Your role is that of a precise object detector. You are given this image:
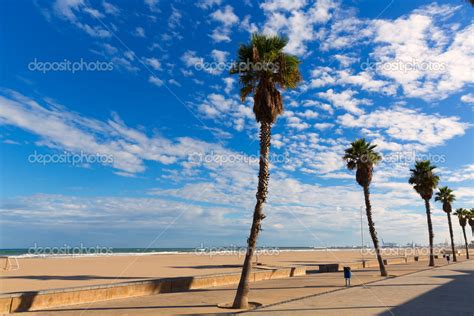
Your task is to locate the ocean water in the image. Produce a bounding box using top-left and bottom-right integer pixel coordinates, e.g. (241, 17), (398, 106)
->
(0, 246), (334, 258)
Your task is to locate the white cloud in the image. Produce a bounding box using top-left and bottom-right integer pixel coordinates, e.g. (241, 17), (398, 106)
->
(310, 3), (473, 101)
(336, 70), (397, 95)
(310, 66), (336, 87)
(338, 106), (469, 147)
(318, 89), (371, 115)
(240, 15), (258, 34)
(196, 0), (222, 10)
(148, 75), (164, 86)
(460, 93), (474, 104)
(443, 164), (474, 183)
(319, 16), (373, 51)
(144, 57), (162, 71)
(210, 5), (238, 26)
(333, 54), (358, 67)
(181, 51), (203, 68)
(0, 90), (231, 175)
(314, 123), (334, 130)
(168, 79), (181, 87)
(144, 0), (159, 12)
(209, 29), (231, 42)
(302, 99), (334, 115)
(298, 109), (318, 119)
(311, 150), (345, 173)
(90, 44), (140, 73)
(370, 6), (474, 100)
(133, 26), (146, 37)
(285, 116), (310, 130)
(52, 0), (111, 38)
(261, 0), (339, 56)
(211, 49), (228, 63)
(82, 7), (104, 18)
(168, 7), (182, 29)
(102, 1), (119, 15)
(110, 56), (140, 73)
(310, 67), (397, 95)
(198, 93), (236, 118)
(260, 0), (307, 11)
(197, 94), (253, 131)
(209, 5), (239, 43)
(223, 77), (235, 94)
(0, 193), (232, 230)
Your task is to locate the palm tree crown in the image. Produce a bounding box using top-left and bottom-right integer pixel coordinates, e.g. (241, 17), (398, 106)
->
(435, 186), (456, 213)
(343, 138), (382, 187)
(408, 160), (439, 200)
(454, 208), (469, 227)
(469, 209), (474, 227)
(230, 33), (301, 123)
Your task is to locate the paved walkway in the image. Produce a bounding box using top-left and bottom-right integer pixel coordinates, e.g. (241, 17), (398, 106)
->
(244, 260), (474, 316)
(19, 259), (472, 315)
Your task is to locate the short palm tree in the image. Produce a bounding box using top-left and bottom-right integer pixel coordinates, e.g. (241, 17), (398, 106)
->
(435, 186), (457, 261)
(343, 139), (387, 276)
(453, 208), (470, 259)
(408, 160), (439, 266)
(229, 33), (301, 309)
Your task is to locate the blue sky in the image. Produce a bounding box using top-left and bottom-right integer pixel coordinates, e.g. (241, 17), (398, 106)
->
(0, 0), (473, 248)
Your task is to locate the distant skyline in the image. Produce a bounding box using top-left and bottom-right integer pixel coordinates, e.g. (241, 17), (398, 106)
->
(0, 0), (473, 248)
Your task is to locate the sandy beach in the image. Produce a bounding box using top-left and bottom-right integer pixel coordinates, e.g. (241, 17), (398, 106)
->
(0, 249), (421, 293)
(3, 258), (471, 315)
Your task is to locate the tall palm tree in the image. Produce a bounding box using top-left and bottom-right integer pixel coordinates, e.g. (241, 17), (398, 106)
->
(408, 160), (439, 266)
(435, 186), (457, 262)
(453, 208), (470, 259)
(229, 33), (301, 309)
(469, 209), (474, 248)
(343, 139), (387, 276)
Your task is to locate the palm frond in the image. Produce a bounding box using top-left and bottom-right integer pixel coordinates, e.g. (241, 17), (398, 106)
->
(230, 33), (302, 122)
(408, 160), (439, 200)
(343, 138), (381, 186)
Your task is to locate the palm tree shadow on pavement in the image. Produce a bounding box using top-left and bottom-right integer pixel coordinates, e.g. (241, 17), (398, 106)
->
(379, 269), (474, 316)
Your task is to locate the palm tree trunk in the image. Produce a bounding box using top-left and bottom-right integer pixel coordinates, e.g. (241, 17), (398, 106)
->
(447, 213), (457, 262)
(470, 225), (474, 249)
(462, 226), (470, 259)
(424, 199), (435, 266)
(363, 185), (387, 276)
(232, 121), (271, 309)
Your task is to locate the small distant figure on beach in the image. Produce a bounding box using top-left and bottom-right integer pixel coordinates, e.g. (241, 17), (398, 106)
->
(343, 266), (351, 287)
(446, 255), (450, 264)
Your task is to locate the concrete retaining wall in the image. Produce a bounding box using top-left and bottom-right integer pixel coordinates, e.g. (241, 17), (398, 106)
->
(318, 256), (430, 273)
(0, 266), (305, 314)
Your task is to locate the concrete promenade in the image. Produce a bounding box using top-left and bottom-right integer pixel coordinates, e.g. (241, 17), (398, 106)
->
(245, 259), (474, 315)
(15, 258), (472, 315)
